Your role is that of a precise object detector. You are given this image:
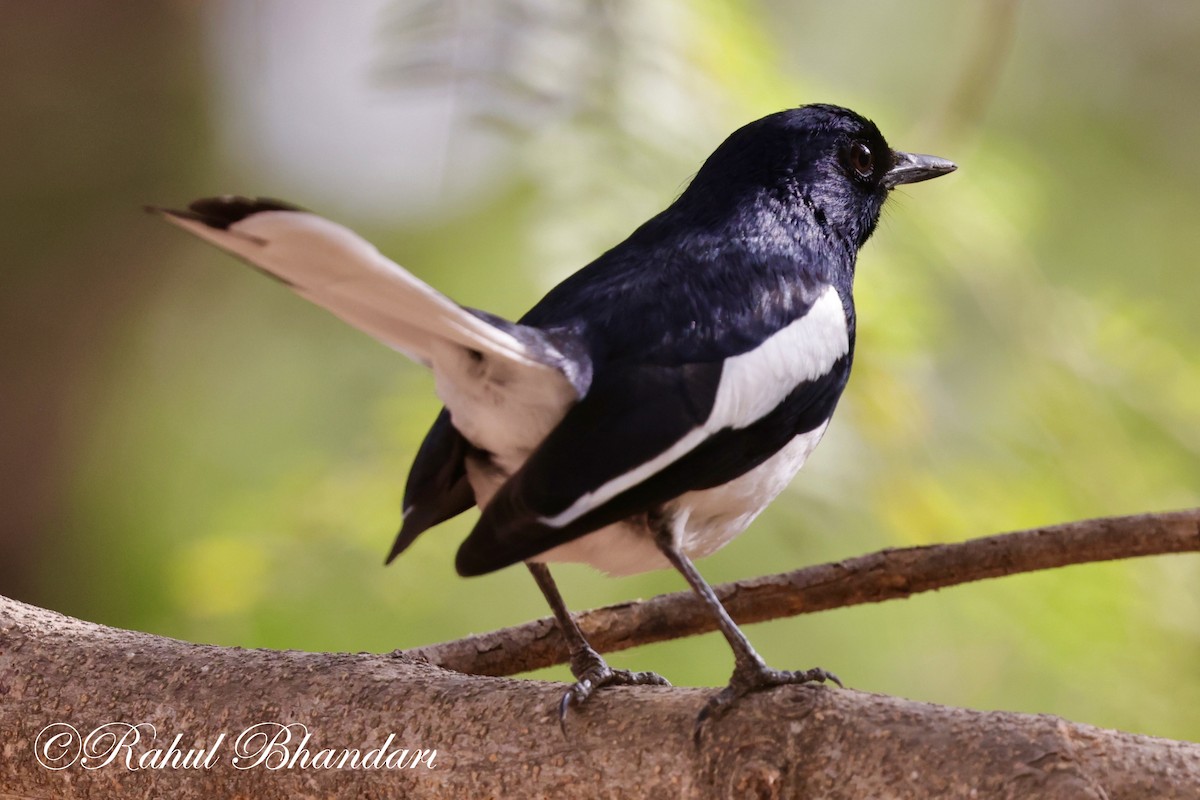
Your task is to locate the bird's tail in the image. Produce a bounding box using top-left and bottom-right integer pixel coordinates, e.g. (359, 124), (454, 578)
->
(151, 196), (551, 373)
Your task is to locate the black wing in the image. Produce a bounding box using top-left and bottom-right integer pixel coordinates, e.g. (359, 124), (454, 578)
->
(455, 352), (851, 576)
(455, 277), (853, 576)
(155, 197), (593, 565)
(386, 408), (474, 564)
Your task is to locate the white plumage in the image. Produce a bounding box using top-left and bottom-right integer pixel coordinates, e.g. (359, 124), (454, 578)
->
(537, 422), (831, 575)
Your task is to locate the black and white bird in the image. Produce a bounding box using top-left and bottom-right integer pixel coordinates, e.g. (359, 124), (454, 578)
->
(155, 103), (954, 730)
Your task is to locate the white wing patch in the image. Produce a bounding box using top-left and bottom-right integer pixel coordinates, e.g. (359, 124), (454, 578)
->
(708, 287), (849, 428)
(539, 428), (713, 528)
(540, 285), (848, 529)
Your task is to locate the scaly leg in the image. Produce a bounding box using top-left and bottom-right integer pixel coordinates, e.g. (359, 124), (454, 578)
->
(655, 531), (841, 741)
(526, 562), (670, 734)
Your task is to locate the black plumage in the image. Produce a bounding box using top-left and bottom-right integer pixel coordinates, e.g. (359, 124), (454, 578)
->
(155, 103), (955, 733)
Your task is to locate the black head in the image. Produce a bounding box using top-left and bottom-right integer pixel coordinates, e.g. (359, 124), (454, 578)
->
(679, 104), (955, 250)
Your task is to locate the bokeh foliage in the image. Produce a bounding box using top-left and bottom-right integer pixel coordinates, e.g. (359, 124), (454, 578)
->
(3, 0), (1197, 741)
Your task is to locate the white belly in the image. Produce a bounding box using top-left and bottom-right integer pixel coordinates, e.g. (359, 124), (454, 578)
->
(533, 422), (830, 576)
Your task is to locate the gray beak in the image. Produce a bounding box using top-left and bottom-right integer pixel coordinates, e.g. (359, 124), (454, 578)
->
(883, 151), (957, 188)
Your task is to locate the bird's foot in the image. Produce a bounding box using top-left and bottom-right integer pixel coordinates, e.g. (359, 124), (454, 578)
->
(558, 647), (670, 735)
(694, 660), (842, 744)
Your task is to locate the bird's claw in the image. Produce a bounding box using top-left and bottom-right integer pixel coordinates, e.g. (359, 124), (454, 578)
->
(558, 658), (670, 736)
(693, 663), (842, 745)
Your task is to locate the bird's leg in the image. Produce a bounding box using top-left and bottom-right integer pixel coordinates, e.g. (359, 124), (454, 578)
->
(526, 562), (670, 733)
(654, 531), (842, 740)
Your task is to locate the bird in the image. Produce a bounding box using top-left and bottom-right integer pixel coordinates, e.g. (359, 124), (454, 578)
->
(153, 103), (955, 734)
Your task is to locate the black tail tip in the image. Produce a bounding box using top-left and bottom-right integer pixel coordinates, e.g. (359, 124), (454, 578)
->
(148, 196), (303, 230)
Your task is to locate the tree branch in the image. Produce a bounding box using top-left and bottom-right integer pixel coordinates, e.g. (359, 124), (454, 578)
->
(1, 592), (1198, 799)
(406, 509), (1200, 677)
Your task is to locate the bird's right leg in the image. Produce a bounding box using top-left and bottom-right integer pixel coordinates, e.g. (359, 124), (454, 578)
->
(653, 531), (841, 742)
(526, 562), (670, 733)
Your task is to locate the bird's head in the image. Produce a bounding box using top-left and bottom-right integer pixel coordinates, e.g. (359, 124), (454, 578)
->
(680, 104), (955, 251)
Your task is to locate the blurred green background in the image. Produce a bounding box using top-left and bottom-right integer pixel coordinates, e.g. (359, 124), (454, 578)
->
(2, 1), (1197, 741)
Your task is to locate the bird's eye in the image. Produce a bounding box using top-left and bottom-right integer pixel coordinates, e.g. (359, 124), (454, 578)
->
(846, 142), (874, 179)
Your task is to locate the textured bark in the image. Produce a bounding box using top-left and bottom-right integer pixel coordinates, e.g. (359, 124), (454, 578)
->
(408, 509), (1200, 676)
(1, 593), (1198, 800)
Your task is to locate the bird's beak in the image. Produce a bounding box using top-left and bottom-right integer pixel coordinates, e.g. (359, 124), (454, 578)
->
(883, 151), (957, 188)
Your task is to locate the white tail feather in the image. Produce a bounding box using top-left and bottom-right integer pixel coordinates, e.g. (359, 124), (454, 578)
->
(164, 211), (539, 367)
(160, 205), (580, 472)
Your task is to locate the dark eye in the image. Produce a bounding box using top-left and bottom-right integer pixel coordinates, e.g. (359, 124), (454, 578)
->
(847, 142), (874, 179)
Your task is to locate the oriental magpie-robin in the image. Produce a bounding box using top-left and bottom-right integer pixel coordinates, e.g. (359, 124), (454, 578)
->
(154, 103), (954, 732)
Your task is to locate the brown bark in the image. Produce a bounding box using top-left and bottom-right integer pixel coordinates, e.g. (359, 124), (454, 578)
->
(2, 509), (1200, 798)
(1, 593), (1198, 799)
(408, 509), (1200, 676)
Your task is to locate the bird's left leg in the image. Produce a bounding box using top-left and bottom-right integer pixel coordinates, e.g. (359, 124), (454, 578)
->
(654, 530), (842, 739)
(526, 562), (670, 732)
